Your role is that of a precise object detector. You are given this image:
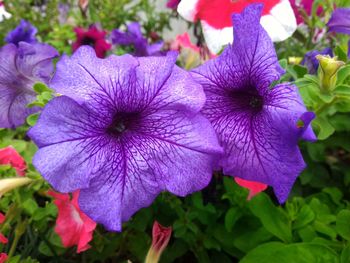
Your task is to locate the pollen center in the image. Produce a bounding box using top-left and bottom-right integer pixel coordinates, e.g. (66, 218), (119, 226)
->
(249, 95), (263, 109)
(106, 112), (140, 136)
(81, 36), (95, 47)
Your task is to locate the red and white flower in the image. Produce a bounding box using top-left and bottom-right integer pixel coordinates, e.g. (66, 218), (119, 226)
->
(0, 1), (11, 22)
(177, 0), (297, 53)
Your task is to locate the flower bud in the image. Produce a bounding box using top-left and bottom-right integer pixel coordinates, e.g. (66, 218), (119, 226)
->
(145, 221), (172, 263)
(0, 177), (32, 198)
(316, 55), (345, 92)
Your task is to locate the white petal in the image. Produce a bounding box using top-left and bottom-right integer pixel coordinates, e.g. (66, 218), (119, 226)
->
(261, 0), (297, 41)
(177, 0), (199, 22)
(201, 21), (233, 54)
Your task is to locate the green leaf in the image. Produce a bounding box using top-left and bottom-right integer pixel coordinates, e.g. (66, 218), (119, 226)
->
(249, 193), (292, 243)
(293, 205), (315, 229)
(336, 210), (350, 240)
(313, 117), (335, 140)
(341, 244), (350, 263)
(26, 113), (39, 127)
(240, 242), (339, 263)
(334, 46), (348, 62)
(337, 65), (350, 84)
(225, 206), (242, 232)
(33, 82), (53, 94)
(22, 198), (38, 215)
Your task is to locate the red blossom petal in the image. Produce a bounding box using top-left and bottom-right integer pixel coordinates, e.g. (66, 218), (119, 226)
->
(0, 233), (8, 244)
(0, 253), (8, 263)
(235, 178), (268, 200)
(0, 146), (26, 176)
(152, 221), (172, 253)
(0, 213), (5, 224)
(195, 0), (281, 29)
(48, 190), (97, 253)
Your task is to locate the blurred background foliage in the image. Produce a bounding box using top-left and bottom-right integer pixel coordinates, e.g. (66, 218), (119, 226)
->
(0, 0), (350, 262)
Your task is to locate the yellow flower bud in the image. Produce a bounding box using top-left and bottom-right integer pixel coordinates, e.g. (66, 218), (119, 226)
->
(316, 55), (345, 92)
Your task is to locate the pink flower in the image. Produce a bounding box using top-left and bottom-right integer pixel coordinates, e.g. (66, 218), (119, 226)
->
(48, 190), (96, 253)
(171, 32), (200, 53)
(235, 178), (268, 200)
(177, 0), (297, 53)
(145, 221), (172, 263)
(0, 213), (8, 245)
(0, 253), (7, 263)
(0, 146), (26, 176)
(290, 0), (323, 24)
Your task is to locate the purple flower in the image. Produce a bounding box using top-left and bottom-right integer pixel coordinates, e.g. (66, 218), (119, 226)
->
(302, 48), (333, 75)
(28, 46), (222, 231)
(0, 42), (58, 128)
(111, 22), (163, 56)
(191, 4), (316, 203)
(327, 8), (350, 35)
(5, 20), (38, 46)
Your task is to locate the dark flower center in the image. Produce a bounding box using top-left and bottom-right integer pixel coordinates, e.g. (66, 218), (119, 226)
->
(228, 88), (264, 112)
(106, 112), (140, 136)
(81, 36), (96, 47)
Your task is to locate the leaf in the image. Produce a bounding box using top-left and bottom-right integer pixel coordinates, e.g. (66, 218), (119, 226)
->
(26, 113), (39, 127)
(225, 206), (242, 232)
(249, 193), (292, 243)
(240, 242), (339, 263)
(334, 46), (348, 62)
(336, 210), (350, 240)
(337, 65), (350, 85)
(313, 117), (335, 140)
(341, 244), (350, 263)
(293, 205), (315, 229)
(33, 82), (53, 94)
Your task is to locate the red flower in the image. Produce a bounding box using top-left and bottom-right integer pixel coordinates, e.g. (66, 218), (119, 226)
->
(0, 253), (7, 263)
(235, 178), (268, 200)
(72, 26), (111, 58)
(48, 190), (96, 253)
(0, 213), (8, 245)
(177, 0), (297, 53)
(145, 221), (172, 263)
(0, 146), (26, 176)
(290, 0), (323, 24)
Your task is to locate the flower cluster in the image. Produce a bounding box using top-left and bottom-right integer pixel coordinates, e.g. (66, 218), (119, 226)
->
(23, 4), (314, 232)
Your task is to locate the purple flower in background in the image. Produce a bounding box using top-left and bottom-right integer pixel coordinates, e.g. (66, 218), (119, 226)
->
(302, 48), (333, 74)
(28, 46), (222, 231)
(111, 22), (163, 56)
(5, 20), (38, 46)
(327, 8), (350, 34)
(191, 4), (316, 203)
(0, 43), (58, 128)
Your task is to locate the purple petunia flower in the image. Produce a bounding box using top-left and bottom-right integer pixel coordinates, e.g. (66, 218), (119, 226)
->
(5, 20), (38, 46)
(302, 48), (333, 75)
(111, 22), (163, 57)
(28, 46), (222, 231)
(191, 4), (316, 203)
(327, 8), (350, 35)
(0, 42), (58, 128)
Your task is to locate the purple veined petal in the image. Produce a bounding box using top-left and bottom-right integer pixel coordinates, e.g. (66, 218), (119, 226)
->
(327, 8), (350, 35)
(136, 53), (206, 114)
(16, 42), (59, 83)
(194, 4), (284, 96)
(50, 46), (139, 105)
(78, 110), (222, 231)
(28, 96), (107, 192)
(0, 43), (57, 128)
